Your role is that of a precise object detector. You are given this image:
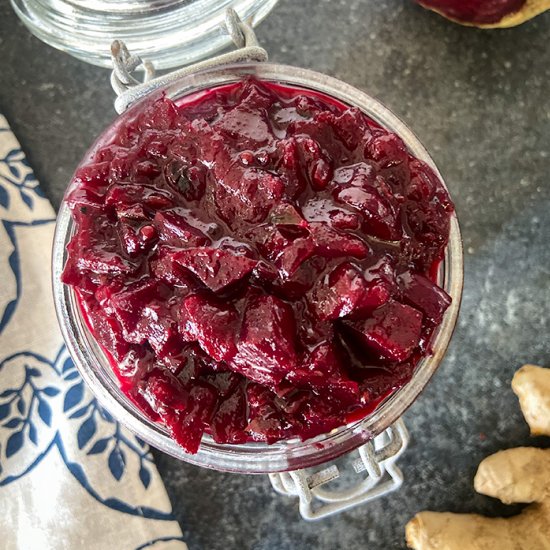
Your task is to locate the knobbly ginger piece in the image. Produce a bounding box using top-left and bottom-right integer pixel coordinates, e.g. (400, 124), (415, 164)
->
(474, 447), (550, 504)
(512, 364), (550, 437)
(406, 505), (550, 550)
(406, 365), (550, 550)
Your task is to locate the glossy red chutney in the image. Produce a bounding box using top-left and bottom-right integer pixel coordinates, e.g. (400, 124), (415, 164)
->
(62, 78), (453, 454)
(417, 0), (525, 24)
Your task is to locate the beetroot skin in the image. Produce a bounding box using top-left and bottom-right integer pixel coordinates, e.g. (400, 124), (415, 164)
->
(416, 0), (526, 24)
(62, 79), (453, 453)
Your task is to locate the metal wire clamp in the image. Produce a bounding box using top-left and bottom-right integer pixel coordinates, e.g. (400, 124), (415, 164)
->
(269, 420), (409, 520)
(110, 8), (268, 114)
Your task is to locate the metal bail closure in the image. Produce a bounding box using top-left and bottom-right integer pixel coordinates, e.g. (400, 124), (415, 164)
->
(269, 419), (409, 520)
(109, 8), (268, 114)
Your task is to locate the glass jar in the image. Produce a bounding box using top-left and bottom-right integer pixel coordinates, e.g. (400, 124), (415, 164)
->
(10, 0), (278, 69)
(52, 63), (463, 482)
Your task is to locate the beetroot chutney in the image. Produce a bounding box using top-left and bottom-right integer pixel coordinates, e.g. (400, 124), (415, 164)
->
(62, 78), (454, 454)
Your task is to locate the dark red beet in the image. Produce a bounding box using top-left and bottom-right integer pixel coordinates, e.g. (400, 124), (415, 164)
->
(174, 383), (218, 454)
(416, 0), (526, 24)
(62, 78), (453, 452)
(310, 262), (392, 321)
(153, 209), (211, 248)
(309, 223), (370, 258)
(275, 237), (316, 278)
(398, 272), (451, 324)
(344, 301), (423, 362)
(172, 247), (258, 292)
(287, 343), (359, 405)
(246, 383), (292, 443)
(210, 386), (248, 444)
(231, 293), (298, 386)
(179, 294), (238, 362)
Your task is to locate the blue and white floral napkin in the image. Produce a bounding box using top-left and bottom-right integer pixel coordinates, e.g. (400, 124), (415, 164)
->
(0, 115), (187, 550)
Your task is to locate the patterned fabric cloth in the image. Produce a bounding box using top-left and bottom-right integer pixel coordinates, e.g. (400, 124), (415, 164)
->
(0, 115), (187, 550)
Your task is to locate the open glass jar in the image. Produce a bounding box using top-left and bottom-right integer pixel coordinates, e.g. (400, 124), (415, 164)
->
(52, 15), (463, 520)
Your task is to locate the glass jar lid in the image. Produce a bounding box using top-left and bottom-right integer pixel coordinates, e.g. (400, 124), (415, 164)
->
(10, 0), (278, 69)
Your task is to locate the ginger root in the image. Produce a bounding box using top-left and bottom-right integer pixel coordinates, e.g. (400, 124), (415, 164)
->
(513, 364), (550, 437)
(406, 503), (550, 550)
(406, 365), (550, 550)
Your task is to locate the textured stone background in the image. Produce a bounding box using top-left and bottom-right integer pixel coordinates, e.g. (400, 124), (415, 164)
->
(1, 1), (549, 548)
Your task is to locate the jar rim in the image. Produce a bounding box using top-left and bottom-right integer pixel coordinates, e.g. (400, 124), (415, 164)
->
(52, 62), (464, 474)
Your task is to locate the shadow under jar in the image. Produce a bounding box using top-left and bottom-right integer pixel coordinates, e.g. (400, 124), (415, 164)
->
(52, 63), (463, 514)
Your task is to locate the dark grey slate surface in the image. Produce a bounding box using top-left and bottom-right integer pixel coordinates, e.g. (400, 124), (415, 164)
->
(1, 1), (549, 548)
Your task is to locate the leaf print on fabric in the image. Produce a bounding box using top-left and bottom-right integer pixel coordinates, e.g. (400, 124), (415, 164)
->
(0, 351), (60, 484)
(0, 348), (171, 517)
(0, 218), (55, 335)
(77, 416), (97, 449)
(0, 148), (45, 211)
(0, 184), (8, 209)
(64, 382), (85, 412)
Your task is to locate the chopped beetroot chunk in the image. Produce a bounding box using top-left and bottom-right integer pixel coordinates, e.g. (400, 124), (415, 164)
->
(344, 301), (423, 362)
(309, 262), (391, 321)
(231, 293), (298, 386)
(210, 386), (248, 444)
(172, 248), (258, 292)
(398, 272), (451, 324)
(179, 294), (238, 362)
